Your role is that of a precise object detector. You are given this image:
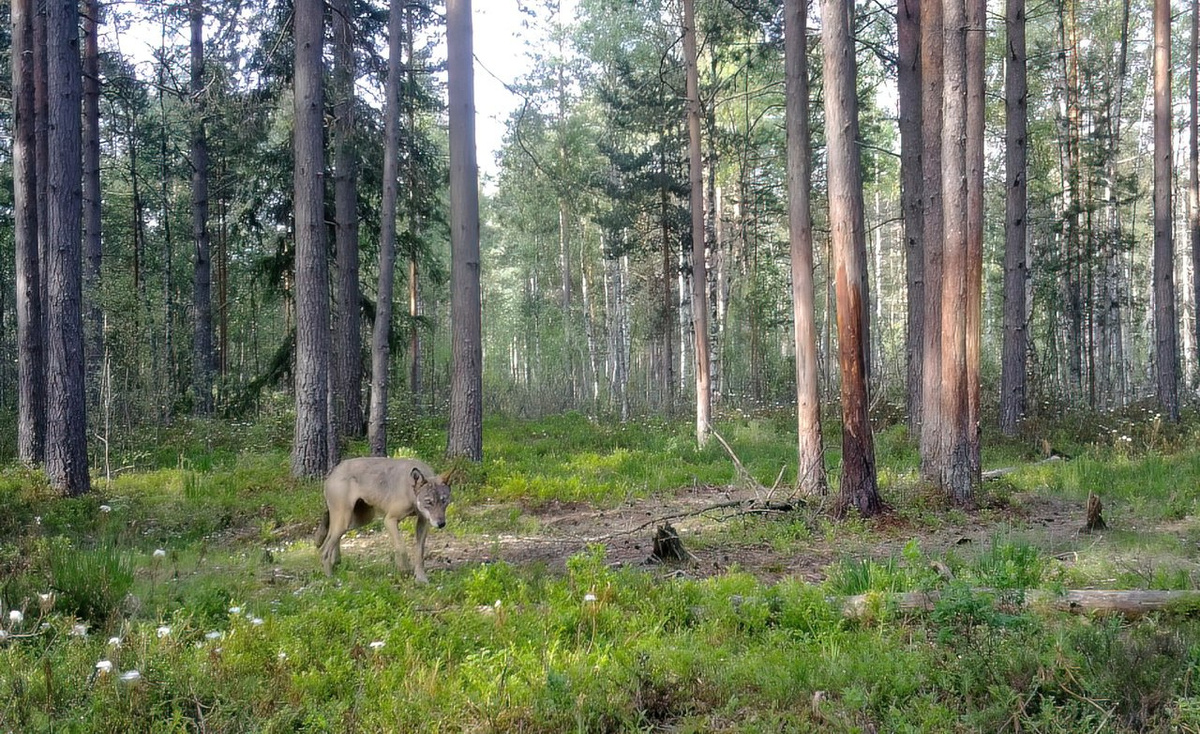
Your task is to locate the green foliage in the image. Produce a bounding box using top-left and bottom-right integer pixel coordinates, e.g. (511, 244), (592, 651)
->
(48, 540), (134, 623)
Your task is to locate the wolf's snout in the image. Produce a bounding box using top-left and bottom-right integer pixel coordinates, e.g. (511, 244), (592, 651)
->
(436, 520), (446, 529)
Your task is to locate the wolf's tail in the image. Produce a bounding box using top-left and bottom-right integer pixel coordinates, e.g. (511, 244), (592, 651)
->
(315, 509), (330, 548)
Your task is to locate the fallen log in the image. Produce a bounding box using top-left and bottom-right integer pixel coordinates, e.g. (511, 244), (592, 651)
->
(841, 588), (1200, 620)
(981, 455), (1063, 481)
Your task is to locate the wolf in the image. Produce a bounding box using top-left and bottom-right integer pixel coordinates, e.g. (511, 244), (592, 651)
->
(315, 457), (452, 582)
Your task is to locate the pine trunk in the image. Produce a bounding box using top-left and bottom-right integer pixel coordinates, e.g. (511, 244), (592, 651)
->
(190, 0), (214, 416)
(82, 0), (103, 398)
(369, 0), (403, 458)
(45, 0), (91, 496)
(331, 0), (363, 438)
(682, 0), (711, 447)
(1154, 0), (1180, 421)
(822, 0), (881, 518)
(446, 0), (484, 461)
(292, 0), (332, 477)
(13, 0), (45, 466)
(1000, 0), (1028, 436)
(784, 0), (827, 495)
(898, 0), (923, 435)
(939, 0), (973, 504)
(965, 0), (985, 482)
(918, 0), (945, 480)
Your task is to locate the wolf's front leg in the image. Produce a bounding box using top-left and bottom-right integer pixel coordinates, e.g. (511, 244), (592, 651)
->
(413, 515), (430, 584)
(383, 515), (411, 574)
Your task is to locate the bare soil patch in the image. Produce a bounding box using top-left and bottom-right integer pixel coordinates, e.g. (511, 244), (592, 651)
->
(335, 484), (1103, 583)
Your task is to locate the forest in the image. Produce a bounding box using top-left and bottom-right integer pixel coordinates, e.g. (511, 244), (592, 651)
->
(6, 0), (1200, 730)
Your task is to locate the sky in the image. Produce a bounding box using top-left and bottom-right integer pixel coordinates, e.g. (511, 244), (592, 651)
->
(115, 1), (576, 181)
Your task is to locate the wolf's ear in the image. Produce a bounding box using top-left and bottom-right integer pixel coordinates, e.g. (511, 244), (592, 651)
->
(411, 467), (425, 486)
(435, 473), (448, 486)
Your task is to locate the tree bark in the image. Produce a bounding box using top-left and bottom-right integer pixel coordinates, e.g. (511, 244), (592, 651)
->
(938, 0), (973, 504)
(1154, 0), (1180, 421)
(898, 0), (924, 436)
(34, 0), (49, 367)
(13, 0), (45, 466)
(190, 0), (214, 416)
(82, 0), (103, 400)
(292, 0), (332, 476)
(965, 0), (985, 482)
(406, 6), (422, 410)
(45, 0), (91, 496)
(369, 0), (403, 458)
(784, 0), (827, 495)
(1192, 0), (1200, 377)
(1000, 0), (1028, 436)
(331, 0), (363, 438)
(919, 0), (945, 480)
(822, 0), (881, 518)
(446, 0), (484, 461)
(682, 0), (711, 448)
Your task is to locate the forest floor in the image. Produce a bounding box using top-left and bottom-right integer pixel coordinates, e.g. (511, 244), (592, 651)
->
(5, 409), (1200, 732)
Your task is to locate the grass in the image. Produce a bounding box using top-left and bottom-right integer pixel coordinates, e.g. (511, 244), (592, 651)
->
(4, 409), (1200, 730)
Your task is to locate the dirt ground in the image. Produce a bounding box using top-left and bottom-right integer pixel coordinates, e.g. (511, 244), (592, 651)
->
(338, 483), (1095, 584)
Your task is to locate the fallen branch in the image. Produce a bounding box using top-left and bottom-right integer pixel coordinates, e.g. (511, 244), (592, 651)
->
(841, 588), (1200, 620)
(480, 497), (804, 546)
(982, 455), (1063, 481)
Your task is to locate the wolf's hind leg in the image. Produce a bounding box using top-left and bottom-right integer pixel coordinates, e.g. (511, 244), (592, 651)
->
(413, 516), (430, 584)
(384, 515), (412, 574)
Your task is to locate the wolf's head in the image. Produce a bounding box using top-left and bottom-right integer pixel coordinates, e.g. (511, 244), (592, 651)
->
(411, 468), (452, 529)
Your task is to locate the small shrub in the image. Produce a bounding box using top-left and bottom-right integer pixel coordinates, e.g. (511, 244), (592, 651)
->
(49, 541), (133, 622)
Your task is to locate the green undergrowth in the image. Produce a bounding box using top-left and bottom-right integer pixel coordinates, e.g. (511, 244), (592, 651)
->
(5, 410), (1200, 730)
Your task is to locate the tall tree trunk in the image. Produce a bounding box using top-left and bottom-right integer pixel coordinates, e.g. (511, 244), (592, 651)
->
(34, 1), (49, 373)
(45, 0), (91, 496)
(332, 0), (363, 438)
(13, 0), (45, 466)
(784, 0), (827, 495)
(919, 0), (945, 480)
(822, 0), (881, 518)
(965, 0), (984, 482)
(406, 6), (422, 409)
(682, 0), (711, 447)
(659, 153), (676, 408)
(190, 0), (214, 416)
(369, 0), (403, 458)
(292, 0), (332, 476)
(898, 0), (923, 436)
(1192, 0), (1200, 376)
(938, 0), (973, 503)
(446, 0), (483, 461)
(1060, 0), (1084, 403)
(82, 0), (103, 399)
(1154, 0), (1180, 421)
(1000, 0), (1029, 436)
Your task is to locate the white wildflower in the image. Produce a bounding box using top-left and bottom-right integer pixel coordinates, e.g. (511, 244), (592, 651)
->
(368, 640), (385, 650)
(277, 652), (288, 660)
(228, 606), (242, 615)
(153, 548), (167, 559)
(70, 624), (88, 637)
(249, 617), (264, 626)
(8, 610), (23, 624)
(99, 505), (112, 513)
(107, 636), (121, 647)
(493, 599), (502, 609)
(205, 630), (222, 641)
(156, 625), (171, 638)
(95, 660), (113, 674)
(119, 670), (141, 683)
(583, 593), (597, 603)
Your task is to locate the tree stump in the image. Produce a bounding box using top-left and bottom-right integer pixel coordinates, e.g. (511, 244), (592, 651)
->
(1084, 492), (1106, 532)
(651, 523), (690, 563)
